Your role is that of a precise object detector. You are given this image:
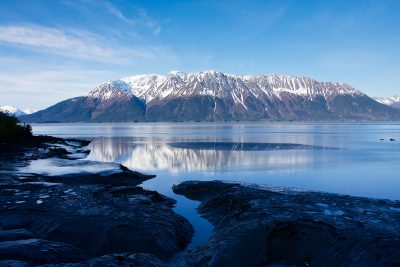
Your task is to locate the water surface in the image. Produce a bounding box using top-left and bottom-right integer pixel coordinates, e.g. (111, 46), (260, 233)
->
(31, 122), (400, 247)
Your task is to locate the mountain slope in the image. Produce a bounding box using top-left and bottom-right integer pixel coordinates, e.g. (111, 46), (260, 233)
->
(21, 71), (400, 122)
(23, 82), (146, 123)
(373, 96), (400, 109)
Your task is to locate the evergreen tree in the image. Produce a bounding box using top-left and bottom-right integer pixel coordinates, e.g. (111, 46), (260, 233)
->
(0, 111), (32, 141)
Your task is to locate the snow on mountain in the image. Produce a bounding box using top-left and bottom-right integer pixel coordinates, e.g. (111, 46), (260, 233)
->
(121, 74), (164, 101)
(23, 71), (399, 122)
(0, 105), (27, 117)
(87, 71), (364, 107)
(87, 80), (132, 100)
(373, 95), (400, 108)
(22, 109), (37, 115)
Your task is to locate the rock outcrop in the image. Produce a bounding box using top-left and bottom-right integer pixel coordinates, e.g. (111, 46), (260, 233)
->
(173, 181), (400, 267)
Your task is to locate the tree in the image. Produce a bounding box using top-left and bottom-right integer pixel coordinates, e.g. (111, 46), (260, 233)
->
(0, 111), (32, 141)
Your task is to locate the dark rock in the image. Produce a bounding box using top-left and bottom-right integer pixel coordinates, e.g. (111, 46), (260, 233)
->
(47, 147), (70, 158)
(0, 229), (34, 242)
(43, 165), (155, 186)
(0, 134), (90, 155)
(42, 253), (169, 267)
(0, 239), (87, 265)
(0, 260), (30, 267)
(0, 136), (90, 171)
(390, 138), (396, 141)
(173, 181), (400, 267)
(0, 179), (193, 264)
(42, 165), (156, 185)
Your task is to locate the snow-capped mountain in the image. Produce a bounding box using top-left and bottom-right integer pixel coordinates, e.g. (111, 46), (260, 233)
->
(373, 96), (400, 109)
(21, 71), (400, 122)
(0, 106), (27, 117)
(89, 71), (363, 104)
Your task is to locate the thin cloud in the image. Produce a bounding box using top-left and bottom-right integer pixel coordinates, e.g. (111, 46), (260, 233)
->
(135, 8), (162, 35)
(0, 70), (107, 94)
(103, 1), (161, 35)
(0, 69), (112, 110)
(0, 24), (171, 63)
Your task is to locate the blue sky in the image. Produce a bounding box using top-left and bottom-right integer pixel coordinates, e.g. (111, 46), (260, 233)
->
(1, 0), (400, 110)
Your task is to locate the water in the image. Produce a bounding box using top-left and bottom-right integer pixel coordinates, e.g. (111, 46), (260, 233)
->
(31, 122), (400, 247)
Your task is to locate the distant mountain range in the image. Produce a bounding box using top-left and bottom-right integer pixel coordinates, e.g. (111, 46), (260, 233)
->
(373, 96), (400, 109)
(0, 106), (33, 117)
(21, 71), (400, 122)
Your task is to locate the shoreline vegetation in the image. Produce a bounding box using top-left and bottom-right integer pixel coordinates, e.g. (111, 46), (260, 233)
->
(0, 112), (399, 266)
(0, 111), (33, 151)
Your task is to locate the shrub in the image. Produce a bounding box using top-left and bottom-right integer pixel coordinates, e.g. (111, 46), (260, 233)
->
(0, 111), (32, 141)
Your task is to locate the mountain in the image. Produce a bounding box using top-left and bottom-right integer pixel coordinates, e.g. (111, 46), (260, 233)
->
(20, 83), (146, 123)
(21, 71), (400, 122)
(373, 96), (400, 109)
(0, 106), (27, 117)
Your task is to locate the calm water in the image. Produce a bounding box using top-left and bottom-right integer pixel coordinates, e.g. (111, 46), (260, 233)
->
(31, 122), (400, 247)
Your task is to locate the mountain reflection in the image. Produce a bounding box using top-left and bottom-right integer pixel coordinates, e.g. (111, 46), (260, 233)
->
(168, 142), (331, 151)
(87, 137), (319, 173)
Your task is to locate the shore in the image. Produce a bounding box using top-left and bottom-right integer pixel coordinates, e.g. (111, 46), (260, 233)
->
(0, 136), (399, 266)
(0, 136), (193, 266)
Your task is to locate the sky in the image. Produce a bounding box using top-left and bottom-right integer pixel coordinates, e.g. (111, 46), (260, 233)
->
(1, 0), (400, 111)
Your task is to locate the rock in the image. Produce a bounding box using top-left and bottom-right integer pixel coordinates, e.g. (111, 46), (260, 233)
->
(42, 253), (169, 267)
(0, 181), (193, 264)
(0, 229), (34, 242)
(0, 136), (90, 171)
(47, 147), (71, 158)
(0, 239), (87, 265)
(43, 165), (155, 186)
(0, 260), (30, 267)
(173, 181), (400, 267)
(390, 138), (396, 141)
(0, 135), (90, 155)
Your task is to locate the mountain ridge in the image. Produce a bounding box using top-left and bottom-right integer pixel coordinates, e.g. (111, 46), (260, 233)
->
(373, 95), (400, 109)
(89, 71), (363, 103)
(21, 71), (400, 122)
(0, 106), (27, 117)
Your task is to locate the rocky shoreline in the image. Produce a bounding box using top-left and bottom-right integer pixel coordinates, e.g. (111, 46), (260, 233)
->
(1, 136), (399, 266)
(0, 136), (193, 266)
(174, 181), (400, 267)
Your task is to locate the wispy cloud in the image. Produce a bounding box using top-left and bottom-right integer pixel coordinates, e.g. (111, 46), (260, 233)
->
(103, 1), (161, 35)
(0, 24), (173, 63)
(0, 69), (107, 93)
(0, 69), (112, 110)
